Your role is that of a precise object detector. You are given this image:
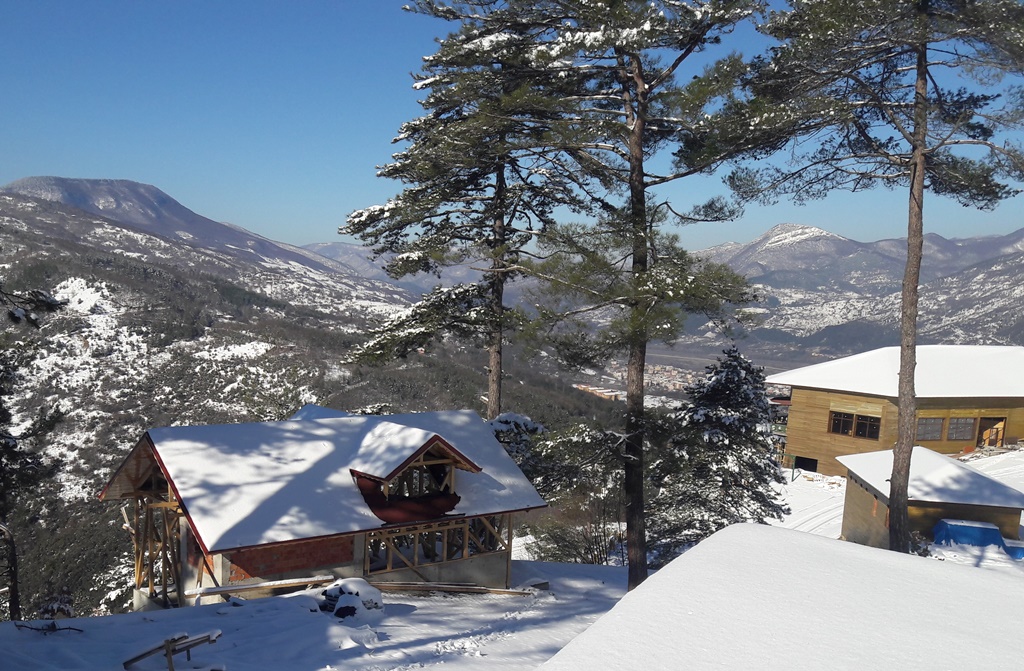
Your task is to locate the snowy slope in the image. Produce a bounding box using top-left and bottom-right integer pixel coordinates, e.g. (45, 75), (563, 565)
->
(542, 523), (1024, 671)
(695, 223), (1024, 358)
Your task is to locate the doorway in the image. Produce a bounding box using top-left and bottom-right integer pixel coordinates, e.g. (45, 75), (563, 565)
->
(978, 417), (1006, 448)
(793, 455), (819, 472)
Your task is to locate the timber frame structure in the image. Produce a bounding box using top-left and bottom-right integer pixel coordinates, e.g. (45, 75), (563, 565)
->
(102, 435), (186, 607)
(127, 485), (183, 607)
(99, 408), (547, 608)
(366, 513), (511, 578)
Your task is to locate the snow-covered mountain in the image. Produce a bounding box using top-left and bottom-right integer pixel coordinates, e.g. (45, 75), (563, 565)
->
(5, 177), (342, 272)
(0, 179), (412, 320)
(306, 240), (488, 295)
(696, 223), (1024, 359)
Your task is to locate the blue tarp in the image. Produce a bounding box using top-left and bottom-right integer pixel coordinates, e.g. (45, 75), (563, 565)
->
(933, 519), (1024, 560)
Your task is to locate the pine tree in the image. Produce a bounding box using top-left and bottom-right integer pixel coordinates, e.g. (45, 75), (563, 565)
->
(647, 345), (788, 565)
(342, 1), (598, 419)
(0, 283), (65, 621)
(729, 0), (1024, 552)
(518, 0), (769, 589)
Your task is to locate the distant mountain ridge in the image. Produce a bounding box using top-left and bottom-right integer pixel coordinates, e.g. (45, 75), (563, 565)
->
(0, 176), (411, 317)
(700, 222), (1024, 293)
(2, 176), (375, 278)
(697, 223), (1024, 359)
(5, 175), (1024, 361)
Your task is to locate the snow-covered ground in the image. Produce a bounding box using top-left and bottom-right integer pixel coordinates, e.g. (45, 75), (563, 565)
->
(772, 469), (847, 538)
(1, 562), (626, 671)
(7, 449), (1024, 670)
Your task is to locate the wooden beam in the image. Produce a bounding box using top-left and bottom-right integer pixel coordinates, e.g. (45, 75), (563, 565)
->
(477, 516), (508, 550)
(184, 574), (335, 597)
(371, 582), (532, 596)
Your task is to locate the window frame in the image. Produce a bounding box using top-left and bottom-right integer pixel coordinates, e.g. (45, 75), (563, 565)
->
(829, 411), (881, 440)
(854, 415), (881, 440)
(915, 417), (944, 442)
(829, 411), (854, 436)
(947, 417), (977, 441)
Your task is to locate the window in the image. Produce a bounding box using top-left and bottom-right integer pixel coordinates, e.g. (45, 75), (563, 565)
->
(855, 415), (881, 439)
(829, 411), (880, 440)
(948, 417), (977, 441)
(830, 412), (854, 435)
(915, 417), (944, 441)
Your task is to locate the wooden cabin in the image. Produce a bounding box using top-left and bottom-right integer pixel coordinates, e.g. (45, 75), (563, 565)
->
(765, 346), (1024, 476)
(99, 407), (546, 609)
(836, 446), (1024, 549)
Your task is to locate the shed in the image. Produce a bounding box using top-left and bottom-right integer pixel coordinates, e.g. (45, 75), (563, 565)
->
(99, 407), (546, 608)
(836, 446), (1024, 548)
(765, 345), (1024, 475)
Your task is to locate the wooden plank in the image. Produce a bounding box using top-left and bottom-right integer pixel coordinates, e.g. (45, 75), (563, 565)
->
(380, 535), (431, 581)
(477, 516), (508, 550)
(370, 582), (532, 596)
(122, 633), (188, 669)
(184, 574), (335, 597)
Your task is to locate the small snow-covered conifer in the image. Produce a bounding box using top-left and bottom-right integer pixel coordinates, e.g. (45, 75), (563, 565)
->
(647, 346), (788, 565)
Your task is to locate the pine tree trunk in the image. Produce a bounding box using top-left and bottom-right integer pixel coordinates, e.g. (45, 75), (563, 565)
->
(889, 39), (928, 554)
(486, 168), (508, 420)
(621, 50), (649, 590)
(487, 276), (504, 420)
(624, 337), (648, 589)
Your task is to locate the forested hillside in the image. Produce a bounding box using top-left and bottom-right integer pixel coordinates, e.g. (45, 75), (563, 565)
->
(0, 191), (621, 617)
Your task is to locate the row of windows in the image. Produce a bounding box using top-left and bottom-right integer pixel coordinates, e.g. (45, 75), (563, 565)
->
(916, 416), (977, 442)
(829, 412), (980, 442)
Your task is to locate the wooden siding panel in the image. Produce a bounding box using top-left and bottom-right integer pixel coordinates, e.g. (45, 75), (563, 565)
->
(785, 389), (897, 476)
(786, 389), (1024, 475)
(907, 503), (1023, 540)
(840, 475), (890, 549)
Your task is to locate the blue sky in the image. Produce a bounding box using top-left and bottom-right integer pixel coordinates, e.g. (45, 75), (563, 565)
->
(2, 1), (1020, 250)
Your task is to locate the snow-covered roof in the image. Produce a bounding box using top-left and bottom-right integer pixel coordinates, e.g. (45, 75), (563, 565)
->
(542, 524), (1024, 670)
(102, 408), (545, 554)
(837, 446), (1024, 508)
(765, 345), (1024, 398)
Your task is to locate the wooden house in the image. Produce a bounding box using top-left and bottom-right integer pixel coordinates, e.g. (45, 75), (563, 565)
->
(99, 407), (546, 609)
(765, 345), (1024, 475)
(836, 446), (1024, 549)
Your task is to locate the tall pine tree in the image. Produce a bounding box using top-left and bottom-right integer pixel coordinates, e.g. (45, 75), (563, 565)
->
(519, 0), (769, 589)
(730, 0), (1024, 552)
(342, 1), (599, 419)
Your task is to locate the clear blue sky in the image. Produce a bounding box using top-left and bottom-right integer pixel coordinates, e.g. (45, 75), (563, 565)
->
(2, 1), (1020, 250)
